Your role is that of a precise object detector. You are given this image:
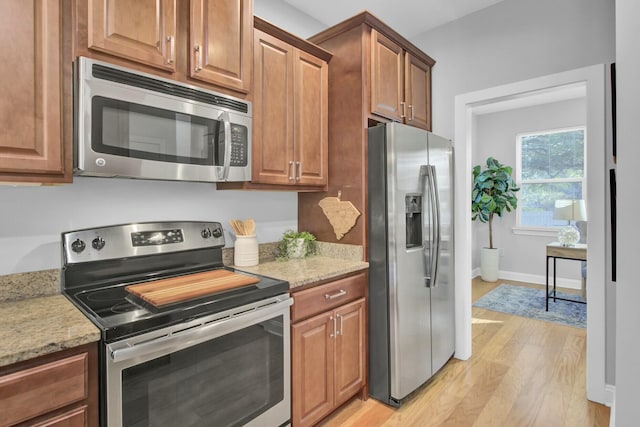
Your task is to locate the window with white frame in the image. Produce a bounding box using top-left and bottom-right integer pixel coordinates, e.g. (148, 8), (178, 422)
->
(515, 127), (586, 229)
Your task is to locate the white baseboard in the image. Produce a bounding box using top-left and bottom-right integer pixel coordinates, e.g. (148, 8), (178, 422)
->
(605, 384), (615, 407)
(471, 268), (582, 290)
(608, 385), (615, 426)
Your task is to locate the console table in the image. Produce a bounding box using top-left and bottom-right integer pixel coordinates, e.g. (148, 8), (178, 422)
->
(546, 242), (587, 311)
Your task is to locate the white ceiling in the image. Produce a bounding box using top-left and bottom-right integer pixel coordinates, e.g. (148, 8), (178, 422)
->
(282, 0), (507, 39)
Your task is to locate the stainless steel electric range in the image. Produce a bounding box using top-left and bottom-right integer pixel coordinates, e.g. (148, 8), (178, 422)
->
(61, 221), (292, 427)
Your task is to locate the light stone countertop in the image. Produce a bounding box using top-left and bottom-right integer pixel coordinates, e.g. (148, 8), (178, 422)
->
(234, 255), (369, 288)
(0, 295), (100, 367)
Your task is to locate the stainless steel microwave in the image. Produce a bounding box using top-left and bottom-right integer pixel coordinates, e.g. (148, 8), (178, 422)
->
(74, 57), (252, 182)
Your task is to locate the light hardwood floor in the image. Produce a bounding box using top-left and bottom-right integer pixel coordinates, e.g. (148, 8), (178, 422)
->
(318, 278), (610, 427)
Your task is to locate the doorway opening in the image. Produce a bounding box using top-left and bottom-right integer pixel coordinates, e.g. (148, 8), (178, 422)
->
(453, 65), (609, 405)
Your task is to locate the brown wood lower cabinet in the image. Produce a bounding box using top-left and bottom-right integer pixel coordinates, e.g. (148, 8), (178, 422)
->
(0, 343), (98, 427)
(291, 272), (367, 427)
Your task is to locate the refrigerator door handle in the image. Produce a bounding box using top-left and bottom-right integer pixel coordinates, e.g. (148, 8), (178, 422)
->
(420, 165), (433, 287)
(428, 165), (442, 287)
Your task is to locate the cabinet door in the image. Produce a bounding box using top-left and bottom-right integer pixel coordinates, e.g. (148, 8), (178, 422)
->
(292, 312), (335, 427)
(0, 0), (70, 182)
(252, 30), (294, 185)
(370, 29), (404, 122)
(405, 53), (432, 130)
(190, 0), (252, 92)
(294, 50), (328, 186)
(334, 298), (366, 407)
(87, 0), (177, 71)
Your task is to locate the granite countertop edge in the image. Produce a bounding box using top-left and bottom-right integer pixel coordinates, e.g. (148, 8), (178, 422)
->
(233, 255), (370, 289)
(0, 295), (101, 368)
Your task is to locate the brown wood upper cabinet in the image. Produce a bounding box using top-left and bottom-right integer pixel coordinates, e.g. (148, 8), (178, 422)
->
(190, 0), (252, 93)
(371, 29), (432, 130)
(80, 0), (253, 94)
(250, 18), (330, 189)
(298, 12), (435, 246)
(87, 0), (177, 72)
(0, 0), (72, 183)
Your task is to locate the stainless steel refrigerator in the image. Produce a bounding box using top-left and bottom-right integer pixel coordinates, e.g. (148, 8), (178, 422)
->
(368, 122), (455, 406)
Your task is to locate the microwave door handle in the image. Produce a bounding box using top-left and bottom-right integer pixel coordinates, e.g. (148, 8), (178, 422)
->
(218, 110), (232, 181)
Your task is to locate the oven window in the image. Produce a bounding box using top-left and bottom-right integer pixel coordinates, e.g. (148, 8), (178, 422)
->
(121, 316), (284, 427)
(92, 96), (219, 166)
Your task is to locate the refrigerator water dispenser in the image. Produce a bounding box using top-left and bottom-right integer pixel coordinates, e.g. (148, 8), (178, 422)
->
(405, 194), (422, 248)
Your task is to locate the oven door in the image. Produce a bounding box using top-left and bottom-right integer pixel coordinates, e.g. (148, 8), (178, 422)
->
(105, 294), (292, 427)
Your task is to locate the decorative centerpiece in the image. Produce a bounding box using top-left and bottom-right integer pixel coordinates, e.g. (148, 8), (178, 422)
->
(276, 230), (318, 261)
(472, 157), (520, 282)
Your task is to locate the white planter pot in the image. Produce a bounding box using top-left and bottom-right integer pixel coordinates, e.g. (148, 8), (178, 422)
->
(480, 247), (500, 282)
(287, 238), (307, 259)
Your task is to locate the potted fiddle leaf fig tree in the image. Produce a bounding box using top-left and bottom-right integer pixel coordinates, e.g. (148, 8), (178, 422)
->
(472, 157), (520, 282)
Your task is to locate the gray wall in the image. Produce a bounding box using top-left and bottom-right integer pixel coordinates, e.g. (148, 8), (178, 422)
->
(614, 0), (640, 424)
(473, 98), (586, 283)
(412, 0), (615, 140)
(0, 178), (297, 274)
(254, 0), (326, 38)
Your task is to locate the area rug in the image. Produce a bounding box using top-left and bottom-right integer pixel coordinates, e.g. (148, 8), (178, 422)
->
(473, 284), (586, 328)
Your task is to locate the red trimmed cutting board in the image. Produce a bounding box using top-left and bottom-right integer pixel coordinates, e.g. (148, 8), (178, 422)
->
(125, 270), (259, 307)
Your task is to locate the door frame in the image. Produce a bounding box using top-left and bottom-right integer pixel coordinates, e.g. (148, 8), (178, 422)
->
(453, 64), (608, 404)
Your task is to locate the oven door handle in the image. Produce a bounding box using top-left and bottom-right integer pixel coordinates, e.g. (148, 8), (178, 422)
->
(109, 296), (292, 363)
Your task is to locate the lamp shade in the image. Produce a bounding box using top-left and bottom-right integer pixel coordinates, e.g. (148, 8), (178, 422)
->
(553, 199), (587, 222)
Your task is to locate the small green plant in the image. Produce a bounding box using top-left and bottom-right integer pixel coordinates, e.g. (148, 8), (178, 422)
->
(472, 157), (520, 249)
(276, 230), (318, 261)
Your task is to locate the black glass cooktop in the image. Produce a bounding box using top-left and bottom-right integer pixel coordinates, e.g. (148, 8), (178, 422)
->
(65, 267), (289, 343)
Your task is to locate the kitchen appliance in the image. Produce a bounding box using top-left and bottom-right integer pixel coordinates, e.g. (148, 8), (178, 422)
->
(75, 57), (252, 182)
(61, 221), (291, 427)
(367, 122), (455, 406)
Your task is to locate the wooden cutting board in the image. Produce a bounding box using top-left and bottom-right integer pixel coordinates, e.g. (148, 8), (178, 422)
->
(125, 270), (260, 308)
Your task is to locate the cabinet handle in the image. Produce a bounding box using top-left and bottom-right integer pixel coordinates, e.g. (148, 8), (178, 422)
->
(288, 160), (294, 181)
(167, 36), (175, 64)
(325, 289), (347, 300)
(337, 313), (343, 336)
(194, 45), (203, 72)
(408, 104), (414, 121)
(296, 161), (301, 181)
(400, 101), (406, 118)
(329, 315), (336, 338)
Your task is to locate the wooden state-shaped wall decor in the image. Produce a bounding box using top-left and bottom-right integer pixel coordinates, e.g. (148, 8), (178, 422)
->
(318, 192), (361, 240)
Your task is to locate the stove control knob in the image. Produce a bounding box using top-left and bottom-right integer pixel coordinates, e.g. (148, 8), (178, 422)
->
(71, 238), (86, 253)
(211, 227), (222, 238)
(201, 228), (212, 239)
(92, 237), (106, 250)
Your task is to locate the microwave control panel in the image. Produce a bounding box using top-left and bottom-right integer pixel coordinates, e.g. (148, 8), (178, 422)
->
(228, 124), (248, 167)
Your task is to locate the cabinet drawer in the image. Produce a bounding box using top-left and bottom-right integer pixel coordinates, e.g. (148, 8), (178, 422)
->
(292, 272), (367, 322)
(32, 406), (87, 427)
(0, 353), (88, 426)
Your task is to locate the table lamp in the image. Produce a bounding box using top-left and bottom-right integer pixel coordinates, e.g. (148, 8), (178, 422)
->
(553, 199), (587, 246)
